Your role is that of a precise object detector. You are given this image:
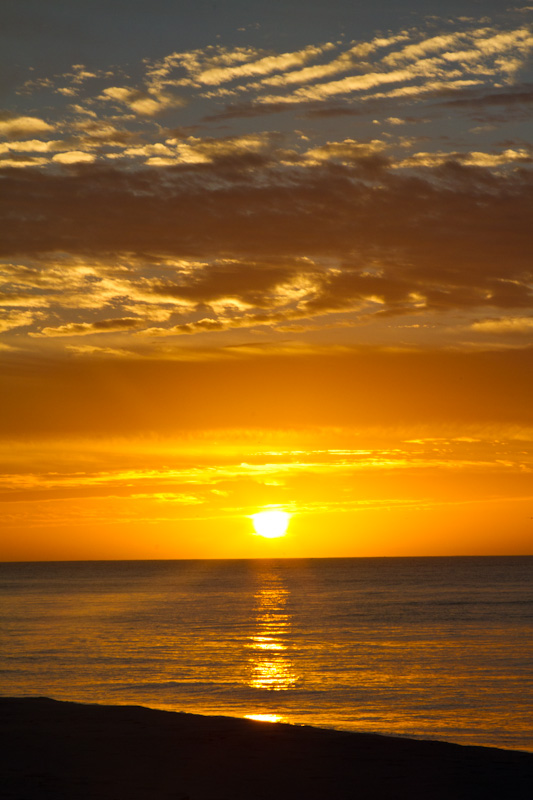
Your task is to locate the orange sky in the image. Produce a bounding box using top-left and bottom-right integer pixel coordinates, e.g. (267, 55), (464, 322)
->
(1, 346), (532, 559)
(1, 2), (532, 559)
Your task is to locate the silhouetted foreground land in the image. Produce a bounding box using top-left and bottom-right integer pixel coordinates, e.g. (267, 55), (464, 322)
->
(2, 697), (532, 799)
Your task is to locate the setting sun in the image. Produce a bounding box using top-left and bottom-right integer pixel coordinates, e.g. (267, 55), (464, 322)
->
(251, 510), (291, 539)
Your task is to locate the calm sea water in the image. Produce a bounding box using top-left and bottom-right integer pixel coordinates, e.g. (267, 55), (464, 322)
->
(1, 557), (532, 751)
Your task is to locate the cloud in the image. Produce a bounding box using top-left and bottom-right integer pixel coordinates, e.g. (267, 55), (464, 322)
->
(382, 32), (466, 66)
(143, 259), (307, 307)
(360, 77), (483, 101)
(382, 26), (533, 73)
(149, 43), (335, 90)
(472, 26), (533, 59)
(66, 344), (137, 357)
(0, 115), (54, 138)
(304, 138), (389, 163)
(99, 86), (183, 116)
(300, 105), (365, 118)
(0, 152), (531, 332)
(52, 151), (96, 164)
(202, 101), (301, 121)
(259, 66), (430, 104)
(443, 83), (533, 108)
(471, 316), (533, 333)
(230, 23), (533, 108)
(1, 13), (532, 344)
(31, 317), (146, 337)
(192, 43), (335, 86)
(0, 139), (63, 154)
(396, 147), (532, 168)
(259, 34), (409, 89)
(143, 306), (315, 337)
(123, 143), (174, 158)
(0, 258), (152, 316)
(162, 23), (533, 110)
(439, 83), (533, 121)
(68, 119), (139, 148)
(161, 132), (274, 165)
(0, 155), (49, 168)
(0, 310), (37, 332)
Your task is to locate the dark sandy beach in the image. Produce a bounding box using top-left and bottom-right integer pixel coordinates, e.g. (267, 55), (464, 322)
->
(2, 697), (532, 800)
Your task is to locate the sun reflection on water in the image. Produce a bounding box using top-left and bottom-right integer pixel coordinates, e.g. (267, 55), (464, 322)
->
(247, 571), (298, 692)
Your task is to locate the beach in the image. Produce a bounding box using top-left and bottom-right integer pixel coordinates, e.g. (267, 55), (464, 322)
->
(2, 697), (532, 800)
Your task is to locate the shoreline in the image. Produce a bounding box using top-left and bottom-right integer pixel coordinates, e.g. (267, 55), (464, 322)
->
(2, 697), (532, 799)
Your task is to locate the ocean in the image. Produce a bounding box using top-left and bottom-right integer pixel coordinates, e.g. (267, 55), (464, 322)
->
(1, 557), (532, 752)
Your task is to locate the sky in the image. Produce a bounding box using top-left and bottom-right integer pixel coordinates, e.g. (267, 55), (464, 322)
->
(1, 0), (532, 559)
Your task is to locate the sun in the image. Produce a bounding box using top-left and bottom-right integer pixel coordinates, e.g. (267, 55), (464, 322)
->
(251, 510), (291, 539)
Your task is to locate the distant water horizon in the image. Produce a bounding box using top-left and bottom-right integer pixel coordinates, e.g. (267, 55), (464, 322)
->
(1, 556), (532, 752)
(3, 554), (533, 562)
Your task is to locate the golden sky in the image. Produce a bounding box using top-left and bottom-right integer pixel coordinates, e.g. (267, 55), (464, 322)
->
(1, 1), (532, 558)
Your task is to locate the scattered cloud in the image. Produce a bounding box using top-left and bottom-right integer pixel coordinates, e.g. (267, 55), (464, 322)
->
(0, 115), (54, 138)
(52, 151), (97, 164)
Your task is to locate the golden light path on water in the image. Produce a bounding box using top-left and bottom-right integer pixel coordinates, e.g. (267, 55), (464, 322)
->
(246, 570), (298, 711)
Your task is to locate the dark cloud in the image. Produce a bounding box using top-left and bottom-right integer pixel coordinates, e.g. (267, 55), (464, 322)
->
(438, 84), (533, 122)
(0, 153), (45, 165)
(300, 105), (365, 118)
(0, 157), (531, 320)
(202, 101), (302, 122)
(146, 261), (304, 307)
(203, 99), (382, 122)
(442, 84), (533, 109)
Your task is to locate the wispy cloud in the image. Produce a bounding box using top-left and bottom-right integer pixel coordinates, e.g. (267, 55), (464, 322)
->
(30, 317), (146, 338)
(471, 316), (533, 333)
(148, 43), (336, 89)
(1, 432), (531, 522)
